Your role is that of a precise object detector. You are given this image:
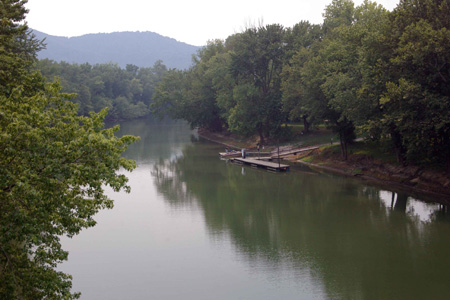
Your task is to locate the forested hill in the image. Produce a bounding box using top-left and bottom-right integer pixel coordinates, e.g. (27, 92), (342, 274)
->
(32, 30), (201, 70)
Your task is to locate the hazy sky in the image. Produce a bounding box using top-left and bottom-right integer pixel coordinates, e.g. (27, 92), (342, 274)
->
(25, 0), (400, 46)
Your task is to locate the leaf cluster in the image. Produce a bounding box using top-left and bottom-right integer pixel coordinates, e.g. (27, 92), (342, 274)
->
(0, 1), (139, 298)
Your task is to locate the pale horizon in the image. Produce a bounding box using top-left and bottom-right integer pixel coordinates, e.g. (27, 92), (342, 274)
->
(25, 0), (399, 46)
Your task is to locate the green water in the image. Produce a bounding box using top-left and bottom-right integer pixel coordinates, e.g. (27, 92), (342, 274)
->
(61, 118), (450, 300)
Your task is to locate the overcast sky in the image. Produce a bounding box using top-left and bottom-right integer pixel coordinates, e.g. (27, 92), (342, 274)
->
(25, 0), (400, 46)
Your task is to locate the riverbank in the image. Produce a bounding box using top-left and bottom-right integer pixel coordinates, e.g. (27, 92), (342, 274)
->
(198, 129), (450, 201)
(294, 148), (450, 202)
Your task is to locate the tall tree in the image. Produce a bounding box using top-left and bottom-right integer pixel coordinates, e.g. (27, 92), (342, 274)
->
(379, 0), (450, 168)
(281, 21), (323, 132)
(281, 0), (359, 159)
(152, 40), (231, 131)
(0, 2), (138, 298)
(0, 0), (44, 95)
(151, 69), (187, 120)
(229, 24), (287, 143)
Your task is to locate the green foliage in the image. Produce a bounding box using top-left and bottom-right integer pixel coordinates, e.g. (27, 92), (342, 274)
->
(281, 25), (323, 132)
(37, 59), (168, 121)
(152, 0), (450, 170)
(153, 25), (288, 142)
(151, 69), (186, 119)
(322, 0), (355, 33)
(0, 82), (138, 299)
(0, 0), (44, 95)
(374, 0), (450, 167)
(228, 25), (290, 141)
(0, 1), (139, 298)
(282, 0), (386, 160)
(152, 40), (231, 131)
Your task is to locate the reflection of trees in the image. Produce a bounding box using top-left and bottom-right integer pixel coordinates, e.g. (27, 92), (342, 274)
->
(432, 204), (449, 222)
(152, 144), (450, 299)
(111, 118), (195, 163)
(394, 193), (408, 212)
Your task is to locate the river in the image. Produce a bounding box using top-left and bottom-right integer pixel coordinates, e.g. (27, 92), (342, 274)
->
(60, 118), (450, 300)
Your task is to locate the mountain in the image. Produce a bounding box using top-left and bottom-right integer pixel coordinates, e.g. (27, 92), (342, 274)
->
(32, 30), (201, 70)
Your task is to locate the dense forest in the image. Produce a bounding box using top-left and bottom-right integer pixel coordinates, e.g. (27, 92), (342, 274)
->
(152, 0), (450, 171)
(37, 59), (168, 121)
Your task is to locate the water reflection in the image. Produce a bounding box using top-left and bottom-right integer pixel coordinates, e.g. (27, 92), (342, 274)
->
(379, 191), (449, 223)
(151, 138), (450, 299)
(112, 117), (197, 164)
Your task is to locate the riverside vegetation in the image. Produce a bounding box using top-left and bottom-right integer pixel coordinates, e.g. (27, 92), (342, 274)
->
(35, 0), (450, 195)
(0, 1), (138, 299)
(1, 0), (449, 298)
(152, 0), (450, 180)
(37, 59), (168, 121)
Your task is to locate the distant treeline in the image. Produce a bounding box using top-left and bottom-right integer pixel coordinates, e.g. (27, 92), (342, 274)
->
(152, 0), (450, 170)
(37, 59), (167, 121)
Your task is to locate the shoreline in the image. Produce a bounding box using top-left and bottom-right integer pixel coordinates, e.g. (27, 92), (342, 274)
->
(198, 129), (450, 203)
(294, 159), (450, 204)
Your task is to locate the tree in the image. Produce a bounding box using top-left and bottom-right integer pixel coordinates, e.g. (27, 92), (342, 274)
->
(281, 0), (359, 160)
(0, 0), (44, 95)
(152, 26), (288, 141)
(373, 0), (450, 168)
(151, 68), (187, 120)
(0, 1), (138, 298)
(152, 40), (230, 131)
(229, 24), (287, 143)
(281, 22), (323, 132)
(37, 59), (167, 121)
(181, 40), (228, 131)
(322, 0), (355, 34)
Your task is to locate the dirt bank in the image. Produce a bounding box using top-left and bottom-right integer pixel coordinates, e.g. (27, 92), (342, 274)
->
(294, 149), (450, 202)
(198, 129), (450, 201)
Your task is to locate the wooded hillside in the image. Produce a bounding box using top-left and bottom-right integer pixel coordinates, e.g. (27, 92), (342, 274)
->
(33, 30), (200, 70)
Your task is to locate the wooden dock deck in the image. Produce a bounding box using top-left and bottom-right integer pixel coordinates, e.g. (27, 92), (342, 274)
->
(230, 158), (290, 172)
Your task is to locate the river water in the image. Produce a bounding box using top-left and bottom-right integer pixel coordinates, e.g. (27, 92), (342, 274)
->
(61, 118), (450, 300)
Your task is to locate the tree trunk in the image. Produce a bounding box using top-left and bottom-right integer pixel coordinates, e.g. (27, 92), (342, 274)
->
(390, 128), (406, 165)
(343, 140), (348, 160)
(394, 193), (408, 212)
(258, 128), (265, 146)
(339, 133), (348, 160)
(447, 156), (450, 175)
(302, 115), (310, 133)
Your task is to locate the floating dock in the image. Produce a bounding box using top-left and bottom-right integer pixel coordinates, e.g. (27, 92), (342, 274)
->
(230, 157), (290, 172)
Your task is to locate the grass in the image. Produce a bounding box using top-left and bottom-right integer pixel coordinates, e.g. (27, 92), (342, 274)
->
(299, 155), (315, 163)
(204, 124), (399, 166)
(281, 123), (398, 164)
(316, 140), (398, 164)
(282, 123), (338, 147)
(348, 140), (398, 163)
